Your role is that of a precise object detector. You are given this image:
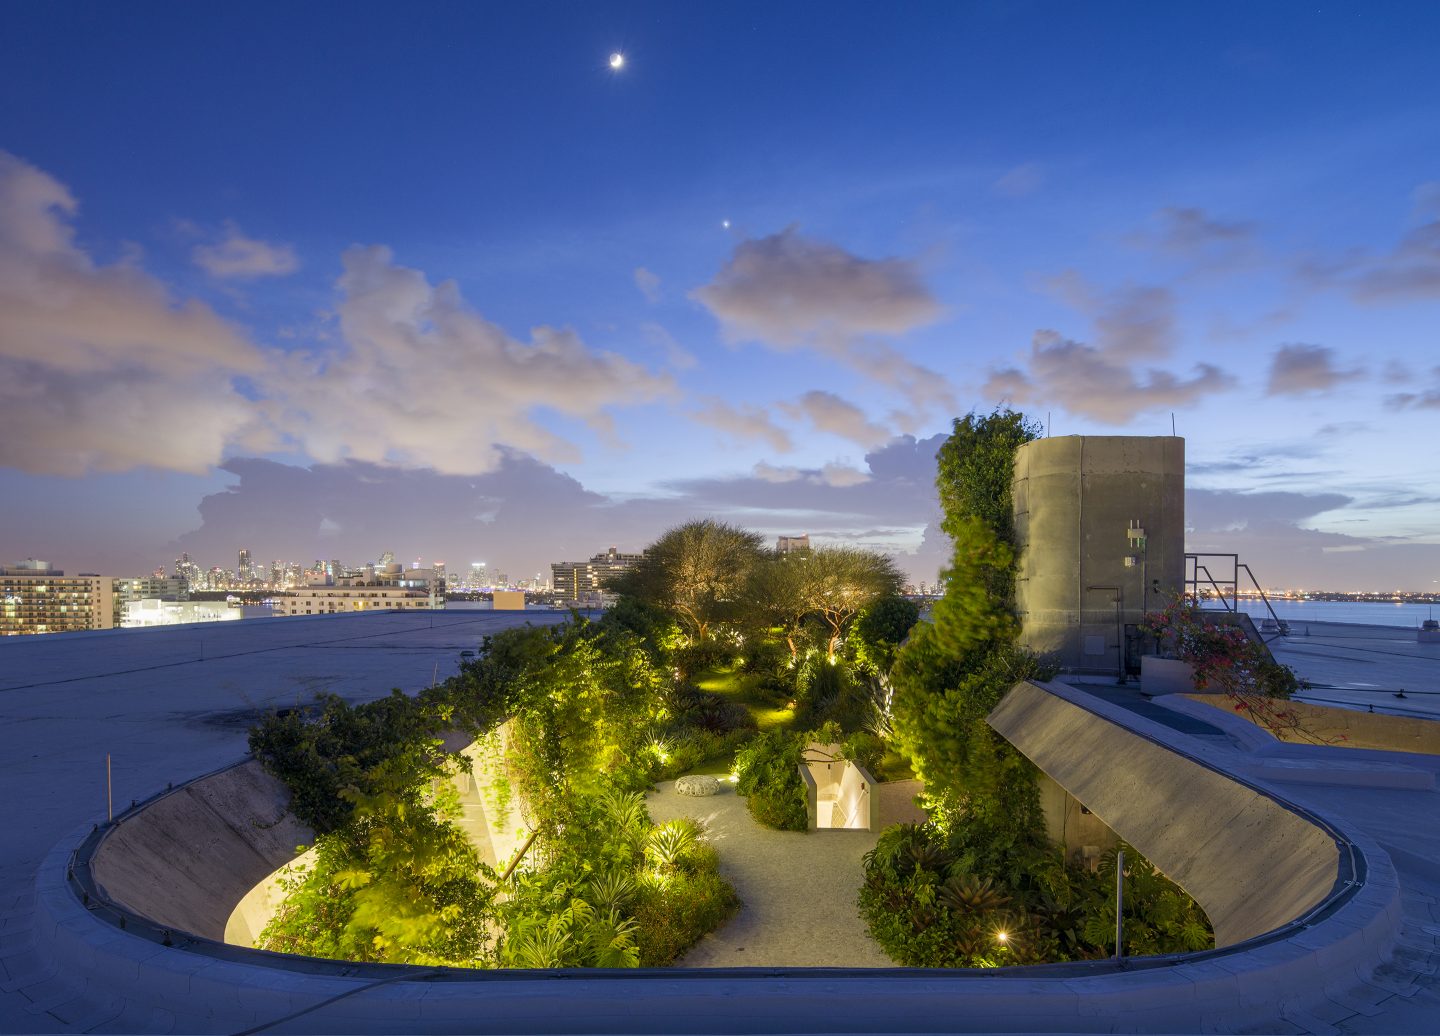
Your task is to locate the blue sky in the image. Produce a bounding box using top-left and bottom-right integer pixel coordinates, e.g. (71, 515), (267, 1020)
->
(1, 1), (1438, 589)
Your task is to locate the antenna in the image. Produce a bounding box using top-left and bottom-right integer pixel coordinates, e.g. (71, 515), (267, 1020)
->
(1047, 411), (1051, 437)
(1171, 412), (1176, 436)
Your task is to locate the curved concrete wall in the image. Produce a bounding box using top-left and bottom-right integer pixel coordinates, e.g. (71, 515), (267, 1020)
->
(89, 758), (312, 942)
(989, 680), (1339, 945)
(23, 681), (1404, 1033)
(1012, 435), (1184, 671)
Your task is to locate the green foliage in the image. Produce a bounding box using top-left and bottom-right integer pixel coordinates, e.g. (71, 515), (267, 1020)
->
(611, 519), (766, 641)
(632, 865), (740, 966)
(496, 790), (736, 969)
(889, 407), (1051, 862)
(257, 750), (496, 965)
(858, 826), (1212, 967)
(839, 730), (886, 775)
(1143, 596), (1301, 700)
(852, 595), (921, 675)
(673, 639), (739, 679)
(248, 690), (453, 834)
(806, 546), (906, 656)
(935, 409), (1042, 550)
(732, 729), (809, 830)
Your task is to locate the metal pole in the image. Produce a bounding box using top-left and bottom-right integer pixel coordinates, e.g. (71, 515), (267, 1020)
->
(1115, 848), (1125, 959)
(1115, 589), (1125, 685)
(106, 753), (113, 822)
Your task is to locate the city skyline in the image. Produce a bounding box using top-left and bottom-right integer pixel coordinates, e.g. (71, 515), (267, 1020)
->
(3, 4), (1439, 589)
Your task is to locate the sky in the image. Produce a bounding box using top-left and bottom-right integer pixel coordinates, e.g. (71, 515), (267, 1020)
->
(1, 1), (1438, 591)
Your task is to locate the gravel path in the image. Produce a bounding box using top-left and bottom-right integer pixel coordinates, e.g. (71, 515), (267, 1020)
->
(647, 778), (893, 967)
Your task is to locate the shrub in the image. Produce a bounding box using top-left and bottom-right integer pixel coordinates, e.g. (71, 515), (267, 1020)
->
(674, 639), (737, 679)
(733, 729), (808, 830)
(632, 869), (739, 966)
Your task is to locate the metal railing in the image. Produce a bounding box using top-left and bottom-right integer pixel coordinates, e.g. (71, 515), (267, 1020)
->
(1184, 553), (1285, 633)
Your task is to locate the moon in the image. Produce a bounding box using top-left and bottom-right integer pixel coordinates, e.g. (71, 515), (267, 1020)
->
(609, 52), (625, 70)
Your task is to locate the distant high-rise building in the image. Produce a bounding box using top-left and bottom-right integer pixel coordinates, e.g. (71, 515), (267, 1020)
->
(1, 560), (115, 636)
(171, 552), (200, 590)
(550, 547), (643, 604)
(777, 534), (811, 554)
(238, 549), (253, 584)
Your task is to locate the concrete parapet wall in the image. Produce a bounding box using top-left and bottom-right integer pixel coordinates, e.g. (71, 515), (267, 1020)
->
(988, 680), (1339, 946)
(30, 805), (1404, 1034)
(25, 675), (1408, 1034)
(1186, 693), (1440, 755)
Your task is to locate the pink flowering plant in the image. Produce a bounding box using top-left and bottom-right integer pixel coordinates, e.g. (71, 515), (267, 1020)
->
(1142, 597), (1337, 745)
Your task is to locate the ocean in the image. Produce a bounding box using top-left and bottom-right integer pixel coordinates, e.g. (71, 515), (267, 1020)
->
(1232, 599), (1438, 629)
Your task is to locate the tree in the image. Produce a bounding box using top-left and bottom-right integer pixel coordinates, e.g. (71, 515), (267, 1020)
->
(616, 520), (765, 641)
(744, 552), (814, 661)
(852, 595), (921, 675)
(806, 547), (905, 658)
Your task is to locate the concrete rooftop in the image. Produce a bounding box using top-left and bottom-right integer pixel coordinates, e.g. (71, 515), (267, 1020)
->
(0, 610), (565, 1033)
(1263, 621), (1440, 720)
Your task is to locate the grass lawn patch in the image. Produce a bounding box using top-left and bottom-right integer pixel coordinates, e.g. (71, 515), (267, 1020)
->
(695, 665), (796, 733)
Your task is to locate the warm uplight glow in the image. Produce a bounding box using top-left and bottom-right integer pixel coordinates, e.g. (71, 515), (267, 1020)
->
(996, 931), (1009, 943)
(609, 52), (625, 70)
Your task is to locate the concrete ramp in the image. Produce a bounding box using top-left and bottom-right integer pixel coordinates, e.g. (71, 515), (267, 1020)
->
(989, 680), (1340, 946)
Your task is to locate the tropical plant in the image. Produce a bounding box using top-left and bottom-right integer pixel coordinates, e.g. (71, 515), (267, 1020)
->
(1141, 596), (1319, 741)
(732, 729), (809, 830)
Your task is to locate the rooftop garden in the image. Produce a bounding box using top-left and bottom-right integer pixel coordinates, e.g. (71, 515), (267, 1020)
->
(245, 408), (1233, 970)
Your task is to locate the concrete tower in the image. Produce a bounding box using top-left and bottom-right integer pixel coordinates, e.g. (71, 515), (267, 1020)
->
(1011, 435), (1184, 674)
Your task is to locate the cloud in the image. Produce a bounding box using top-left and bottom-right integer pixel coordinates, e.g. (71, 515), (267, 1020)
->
(173, 434), (953, 584)
(1187, 488), (1352, 534)
(1265, 344), (1365, 396)
(191, 221), (299, 279)
(694, 226), (942, 347)
(1179, 487), (1440, 589)
(640, 321), (697, 369)
(984, 330), (1235, 423)
(748, 460), (869, 488)
(692, 226), (952, 414)
(780, 390), (892, 449)
(0, 151), (269, 475)
(633, 266), (661, 303)
(753, 461), (804, 483)
(272, 245), (673, 474)
(1386, 365), (1440, 410)
(1350, 218), (1440, 300)
(691, 397), (793, 452)
(1142, 207), (1255, 259)
(1300, 192), (1440, 302)
(820, 462), (870, 487)
(1046, 274), (1176, 358)
(993, 163), (1044, 198)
